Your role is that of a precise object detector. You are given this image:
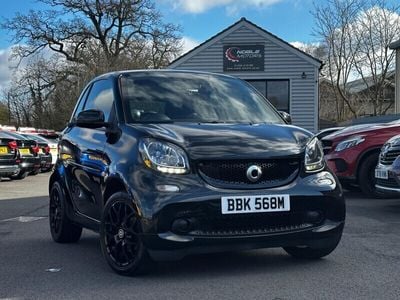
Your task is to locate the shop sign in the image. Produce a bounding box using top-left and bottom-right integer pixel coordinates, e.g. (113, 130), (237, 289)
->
(223, 45), (264, 71)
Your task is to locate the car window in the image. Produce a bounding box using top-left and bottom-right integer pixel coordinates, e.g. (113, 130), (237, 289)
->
(120, 72), (284, 124)
(71, 84), (91, 122)
(83, 79), (114, 121)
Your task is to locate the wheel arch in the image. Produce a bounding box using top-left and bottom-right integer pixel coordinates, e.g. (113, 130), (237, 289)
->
(49, 168), (62, 195)
(355, 147), (381, 183)
(103, 174), (129, 204)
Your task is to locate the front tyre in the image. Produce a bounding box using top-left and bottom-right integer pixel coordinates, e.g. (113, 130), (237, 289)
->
(358, 153), (383, 198)
(49, 181), (82, 243)
(100, 192), (151, 276)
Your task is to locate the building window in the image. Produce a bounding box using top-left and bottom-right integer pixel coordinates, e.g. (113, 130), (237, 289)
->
(247, 80), (290, 113)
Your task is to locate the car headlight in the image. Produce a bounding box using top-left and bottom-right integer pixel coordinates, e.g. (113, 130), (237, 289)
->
(335, 135), (365, 152)
(305, 137), (325, 173)
(139, 139), (190, 174)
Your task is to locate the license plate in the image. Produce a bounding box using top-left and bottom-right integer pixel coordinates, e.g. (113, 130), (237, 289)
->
(221, 194), (290, 214)
(0, 146), (8, 155)
(375, 169), (388, 179)
(19, 148), (31, 155)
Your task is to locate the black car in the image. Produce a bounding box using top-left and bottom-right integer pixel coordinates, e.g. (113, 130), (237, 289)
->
(0, 131), (20, 178)
(22, 133), (53, 172)
(3, 131), (41, 179)
(49, 70), (345, 275)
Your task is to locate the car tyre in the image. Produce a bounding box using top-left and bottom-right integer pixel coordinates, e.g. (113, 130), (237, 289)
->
(358, 153), (384, 198)
(283, 236), (341, 259)
(49, 181), (82, 243)
(100, 192), (152, 276)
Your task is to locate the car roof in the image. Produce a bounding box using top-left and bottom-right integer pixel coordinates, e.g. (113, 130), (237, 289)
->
(93, 69), (238, 82)
(0, 131), (27, 140)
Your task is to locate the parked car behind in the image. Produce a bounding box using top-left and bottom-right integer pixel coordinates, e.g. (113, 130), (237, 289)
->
(0, 131), (20, 179)
(21, 133), (53, 172)
(322, 121), (400, 197)
(375, 134), (400, 195)
(49, 70), (345, 275)
(316, 127), (344, 140)
(2, 131), (41, 179)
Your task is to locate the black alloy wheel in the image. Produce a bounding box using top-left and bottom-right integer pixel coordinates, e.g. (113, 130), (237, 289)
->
(100, 192), (150, 276)
(49, 181), (82, 243)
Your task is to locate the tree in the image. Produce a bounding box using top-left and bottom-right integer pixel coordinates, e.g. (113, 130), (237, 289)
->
(0, 101), (9, 124)
(2, 0), (183, 128)
(313, 0), (362, 120)
(352, 3), (400, 115)
(313, 0), (400, 121)
(2, 0), (182, 73)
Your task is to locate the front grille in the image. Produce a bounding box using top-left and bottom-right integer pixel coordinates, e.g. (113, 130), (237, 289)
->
(189, 212), (313, 236)
(380, 146), (400, 165)
(376, 178), (399, 189)
(197, 159), (300, 189)
(192, 223), (312, 236)
(321, 139), (333, 154)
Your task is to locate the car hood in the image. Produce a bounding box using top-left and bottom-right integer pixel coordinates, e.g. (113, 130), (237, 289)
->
(324, 123), (391, 140)
(129, 123), (312, 160)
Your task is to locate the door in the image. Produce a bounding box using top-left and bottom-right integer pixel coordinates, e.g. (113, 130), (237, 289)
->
(62, 79), (115, 221)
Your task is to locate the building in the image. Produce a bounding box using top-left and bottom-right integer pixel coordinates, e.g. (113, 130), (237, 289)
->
(168, 18), (322, 132)
(390, 39), (400, 113)
(319, 72), (395, 124)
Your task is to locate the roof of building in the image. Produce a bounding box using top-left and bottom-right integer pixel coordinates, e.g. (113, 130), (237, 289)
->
(346, 70), (395, 94)
(169, 17), (322, 68)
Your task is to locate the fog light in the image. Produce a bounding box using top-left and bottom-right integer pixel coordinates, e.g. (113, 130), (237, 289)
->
(171, 218), (192, 234)
(156, 185), (180, 192)
(305, 211), (323, 223)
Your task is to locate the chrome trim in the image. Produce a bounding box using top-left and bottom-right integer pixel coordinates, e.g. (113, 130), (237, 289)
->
(246, 165), (262, 182)
(375, 184), (400, 192)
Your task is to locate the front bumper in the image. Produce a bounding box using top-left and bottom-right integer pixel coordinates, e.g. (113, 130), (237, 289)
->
(375, 163), (400, 194)
(39, 154), (53, 170)
(124, 167), (345, 261)
(20, 157), (41, 173)
(0, 164), (19, 177)
(145, 220), (344, 261)
(325, 148), (360, 180)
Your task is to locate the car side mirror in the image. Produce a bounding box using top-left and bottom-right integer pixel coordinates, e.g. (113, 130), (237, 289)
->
(279, 111), (292, 124)
(76, 109), (108, 129)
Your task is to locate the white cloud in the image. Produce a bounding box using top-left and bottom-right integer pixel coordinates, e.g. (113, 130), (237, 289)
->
(181, 36), (200, 54)
(290, 41), (308, 49)
(170, 0), (283, 14)
(0, 47), (18, 92)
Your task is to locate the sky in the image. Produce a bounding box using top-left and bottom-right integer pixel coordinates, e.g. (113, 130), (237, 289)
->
(0, 0), (317, 90)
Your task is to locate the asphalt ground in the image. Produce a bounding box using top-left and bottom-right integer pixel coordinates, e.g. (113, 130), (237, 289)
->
(0, 173), (400, 299)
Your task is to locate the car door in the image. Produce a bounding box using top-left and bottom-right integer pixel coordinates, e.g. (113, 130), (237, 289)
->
(62, 79), (115, 221)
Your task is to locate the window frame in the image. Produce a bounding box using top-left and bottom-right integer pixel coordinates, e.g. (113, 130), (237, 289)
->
(246, 79), (290, 113)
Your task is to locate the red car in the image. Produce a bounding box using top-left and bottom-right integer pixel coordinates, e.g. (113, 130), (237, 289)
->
(322, 121), (400, 197)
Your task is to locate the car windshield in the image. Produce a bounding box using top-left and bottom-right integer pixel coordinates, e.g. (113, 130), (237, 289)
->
(120, 72), (284, 124)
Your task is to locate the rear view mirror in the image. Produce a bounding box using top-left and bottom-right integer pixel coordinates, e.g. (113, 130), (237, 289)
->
(279, 111), (292, 124)
(76, 109), (107, 129)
